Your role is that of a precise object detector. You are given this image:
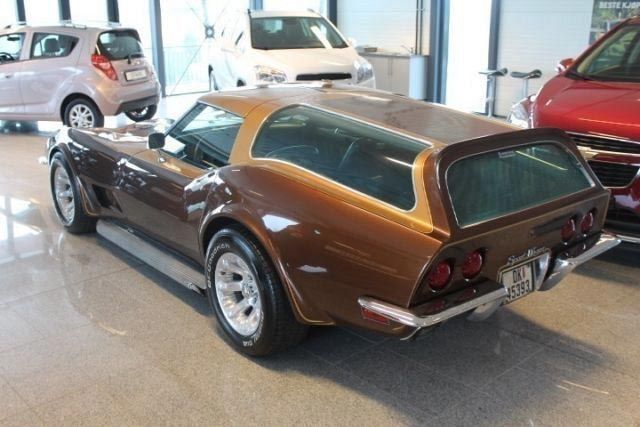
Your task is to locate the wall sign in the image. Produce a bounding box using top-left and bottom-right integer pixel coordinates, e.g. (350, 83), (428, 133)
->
(591, 1), (640, 42)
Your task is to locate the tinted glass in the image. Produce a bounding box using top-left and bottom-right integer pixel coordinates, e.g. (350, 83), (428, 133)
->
(0, 33), (24, 62)
(576, 24), (640, 82)
(252, 105), (427, 210)
(31, 33), (78, 58)
(251, 16), (348, 49)
(97, 30), (143, 60)
(164, 103), (243, 168)
(447, 143), (592, 227)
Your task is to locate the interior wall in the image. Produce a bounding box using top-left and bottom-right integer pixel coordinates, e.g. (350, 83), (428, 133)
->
(337, 0), (430, 54)
(495, 0), (593, 116)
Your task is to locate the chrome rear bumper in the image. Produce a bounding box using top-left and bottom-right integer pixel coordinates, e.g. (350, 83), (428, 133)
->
(357, 232), (620, 333)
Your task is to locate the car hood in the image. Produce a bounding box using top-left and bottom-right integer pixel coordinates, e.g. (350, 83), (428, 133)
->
(71, 119), (175, 156)
(254, 47), (360, 75)
(534, 75), (640, 140)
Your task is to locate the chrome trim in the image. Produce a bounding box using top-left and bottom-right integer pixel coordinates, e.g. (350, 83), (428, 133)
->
(617, 233), (640, 244)
(97, 220), (206, 293)
(357, 287), (508, 329)
(539, 232), (621, 291)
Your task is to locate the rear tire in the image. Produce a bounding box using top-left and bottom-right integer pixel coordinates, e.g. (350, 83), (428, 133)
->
(205, 227), (307, 356)
(124, 104), (158, 122)
(63, 98), (104, 129)
(50, 153), (96, 234)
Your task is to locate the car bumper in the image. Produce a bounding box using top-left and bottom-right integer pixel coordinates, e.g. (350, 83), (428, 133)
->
(94, 79), (161, 116)
(358, 232), (620, 335)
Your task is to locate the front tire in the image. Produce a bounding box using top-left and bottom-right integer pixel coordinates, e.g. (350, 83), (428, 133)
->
(205, 227), (307, 356)
(124, 104), (158, 122)
(63, 98), (104, 129)
(50, 153), (96, 234)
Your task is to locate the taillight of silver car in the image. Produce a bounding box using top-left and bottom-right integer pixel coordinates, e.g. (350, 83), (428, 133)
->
(91, 54), (118, 81)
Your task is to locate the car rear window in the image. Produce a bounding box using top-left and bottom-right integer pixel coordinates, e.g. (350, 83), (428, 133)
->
(96, 30), (143, 61)
(252, 105), (428, 210)
(447, 143), (593, 227)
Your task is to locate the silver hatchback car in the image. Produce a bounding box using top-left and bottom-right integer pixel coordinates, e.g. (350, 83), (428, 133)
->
(0, 23), (160, 128)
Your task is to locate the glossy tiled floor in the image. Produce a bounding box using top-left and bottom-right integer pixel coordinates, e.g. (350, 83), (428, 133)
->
(1, 108), (640, 426)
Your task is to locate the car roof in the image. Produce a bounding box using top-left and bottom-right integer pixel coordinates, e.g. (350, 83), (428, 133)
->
(1, 23), (133, 35)
(198, 83), (515, 147)
(248, 10), (321, 18)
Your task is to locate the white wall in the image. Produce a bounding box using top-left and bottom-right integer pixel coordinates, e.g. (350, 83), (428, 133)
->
(337, 0), (430, 54)
(495, 0), (593, 116)
(263, 0), (327, 15)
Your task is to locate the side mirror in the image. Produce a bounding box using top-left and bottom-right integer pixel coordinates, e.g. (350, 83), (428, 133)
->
(556, 58), (574, 73)
(347, 37), (357, 47)
(147, 132), (165, 150)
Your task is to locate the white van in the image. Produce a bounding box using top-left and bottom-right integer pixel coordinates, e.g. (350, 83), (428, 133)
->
(207, 10), (375, 89)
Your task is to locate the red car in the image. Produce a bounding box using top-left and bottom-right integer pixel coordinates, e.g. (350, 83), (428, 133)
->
(509, 17), (640, 244)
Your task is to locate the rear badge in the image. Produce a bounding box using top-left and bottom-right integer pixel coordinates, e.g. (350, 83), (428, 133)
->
(507, 247), (549, 266)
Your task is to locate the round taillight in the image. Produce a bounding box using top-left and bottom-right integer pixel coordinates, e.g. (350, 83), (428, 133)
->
(561, 217), (577, 242)
(427, 260), (452, 291)
(462, 250), (484, 279)
(581, 210), (595, 234)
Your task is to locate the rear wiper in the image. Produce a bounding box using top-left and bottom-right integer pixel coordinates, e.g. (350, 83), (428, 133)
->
(565, 69), (593, 81)
(127, 52), (144, 65)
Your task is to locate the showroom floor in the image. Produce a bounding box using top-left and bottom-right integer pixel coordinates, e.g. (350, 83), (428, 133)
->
(1, 99), (640, 426)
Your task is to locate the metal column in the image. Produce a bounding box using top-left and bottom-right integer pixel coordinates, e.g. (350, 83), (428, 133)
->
(16, 0), (25, 22)
(107, 0), (120, 23)
(58, 0), (71, 21)
(150, 0), (167, 97)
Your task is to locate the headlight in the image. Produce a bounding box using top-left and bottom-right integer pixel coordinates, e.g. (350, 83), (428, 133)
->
(254, 65), (287, 84)
(508, 100), (531, 128)
(356, 61), (374, 83)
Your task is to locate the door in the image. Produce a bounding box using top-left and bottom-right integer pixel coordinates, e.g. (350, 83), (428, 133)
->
(117, 102), (244, 261)
(0, 32), (26, 115)
(20, 32), (81, 117)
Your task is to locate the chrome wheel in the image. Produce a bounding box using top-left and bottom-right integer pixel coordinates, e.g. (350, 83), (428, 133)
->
(69, 104), (95, 128)
(214, 252), (262, 336)
(53, 166), (74, 223)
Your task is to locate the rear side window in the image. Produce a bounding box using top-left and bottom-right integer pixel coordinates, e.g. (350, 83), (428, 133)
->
(252, 105), (427, 210)
(447, 143), (593, 227)
(0, 33), (24, 62)
(97, 30), (143, 61)
(31, 33), (78, 59)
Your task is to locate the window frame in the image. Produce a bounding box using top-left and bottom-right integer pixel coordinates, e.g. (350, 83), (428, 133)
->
(162, 102), (244, 170)
(250, 103), (430, 212)
(0, 32), (26, 64)
(29, 32), (79, 60)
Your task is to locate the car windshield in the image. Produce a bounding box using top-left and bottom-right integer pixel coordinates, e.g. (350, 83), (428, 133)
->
(97, 30), (144, 61)
(576, 24), (640, 82)
(251, 16), (348, 50)
(447, 143), (593, 227)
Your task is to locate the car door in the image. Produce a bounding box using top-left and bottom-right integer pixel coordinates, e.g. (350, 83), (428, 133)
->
(117, 102), (244, 261)
(0, 32), (26, 115)
(20, 32), (81, 117)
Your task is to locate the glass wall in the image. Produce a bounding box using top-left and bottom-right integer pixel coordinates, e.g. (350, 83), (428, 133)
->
(70, 0), (108, 23)
(0, 0), (17, 25)
(160, 0), (245, 95)
(118, 0), (153, 58)
(24, 0), (57, 25)
(263, 0), (326, 15)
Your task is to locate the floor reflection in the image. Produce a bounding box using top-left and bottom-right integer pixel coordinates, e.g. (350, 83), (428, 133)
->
(0, 196), (46, 265)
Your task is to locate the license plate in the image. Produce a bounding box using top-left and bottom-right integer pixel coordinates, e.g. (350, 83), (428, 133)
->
(501, 262), (535, 303)
(125, 69), (147, 81)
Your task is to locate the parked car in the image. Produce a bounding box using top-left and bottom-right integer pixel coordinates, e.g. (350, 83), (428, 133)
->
(509, 17), (640, 244)
(0, 23), (160, 128)
(46, 83), (618, 355)
(207, 10), (375, 90)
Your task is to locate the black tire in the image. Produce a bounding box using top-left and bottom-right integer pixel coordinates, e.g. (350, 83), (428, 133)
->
(63, 98), (104, 128)
(205, 227), (308, 356)
(50, 153), (96, 234)
(124, 104), (158, 122)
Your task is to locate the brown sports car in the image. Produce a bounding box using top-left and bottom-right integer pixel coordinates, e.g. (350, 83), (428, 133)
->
(46, 83), (619, 356)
